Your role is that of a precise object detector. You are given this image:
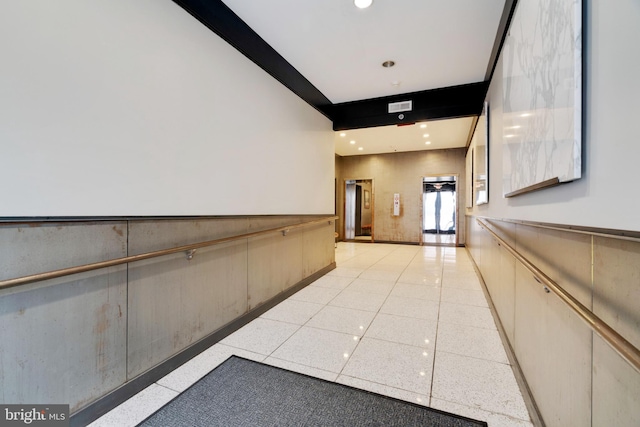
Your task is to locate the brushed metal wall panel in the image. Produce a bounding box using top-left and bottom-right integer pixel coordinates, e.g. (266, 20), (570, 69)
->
(248, 229), (303, 310)
(128, 218), (250, 255)
(593, 236), (640, 351)
(0, 222), (127, 412)
(477, 221), (517, 344)
(0, 221), (127, 281)
(302, 222), (335, 277)
(513, 263), (592, 427)
(592, 337), (640, 427)
(592, 236), (640, 426)
(515, 225), (592, 309)
(127, 240), (248, 378)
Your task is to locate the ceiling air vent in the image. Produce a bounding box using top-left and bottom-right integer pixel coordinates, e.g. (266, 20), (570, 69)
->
(388, 100), (412, 113)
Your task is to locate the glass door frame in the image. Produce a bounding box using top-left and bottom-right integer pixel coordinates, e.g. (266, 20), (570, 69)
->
(421, 174), (459, 246)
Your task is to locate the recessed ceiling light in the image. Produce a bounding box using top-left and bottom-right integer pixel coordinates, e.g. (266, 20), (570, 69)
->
(358, 147), (364, 151)
(505, 134), (516, 138)
(420, 124), (427, 129)
(350, 140), (356, 145)
(354, 0), (373, 9)
(340, 132), (346, 137)
(382, 60), (395, 68)
(520, 113), (532, 117)
(423, 133), (429, 138)
(425, 141), (431, 145)
(391, 81), (401, 87)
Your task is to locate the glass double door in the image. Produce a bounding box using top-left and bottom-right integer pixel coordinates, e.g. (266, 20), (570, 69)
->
(423, 176), (457, 245)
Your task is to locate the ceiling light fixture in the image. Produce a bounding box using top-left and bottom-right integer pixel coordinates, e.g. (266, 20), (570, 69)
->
(382, 60), (395, 68)
(340, 132), (346, 137)
(425, 141), (431, 145)
(423, 133), (429, 138)
(358, 147), (364, 151)
(354, 0), (373, 9)
(420, 124), (427, 129)
(350, 140), (356, 145)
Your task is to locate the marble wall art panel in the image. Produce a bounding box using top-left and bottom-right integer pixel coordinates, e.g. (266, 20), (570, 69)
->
(474, 102), (489, 205)
(502, 0), (582, 197)
(466, 147), (474, 208)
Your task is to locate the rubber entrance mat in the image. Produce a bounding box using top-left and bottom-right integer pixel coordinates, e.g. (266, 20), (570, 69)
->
(138, 356), (487, 427)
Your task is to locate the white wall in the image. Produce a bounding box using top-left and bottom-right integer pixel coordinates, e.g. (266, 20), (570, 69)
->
(468, 0), (640, 232)
(0, 0), (334, 216)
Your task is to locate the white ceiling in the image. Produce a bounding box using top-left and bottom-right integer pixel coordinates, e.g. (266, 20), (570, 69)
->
(335, 117), (475, 156)
(221, 0), (506, 154)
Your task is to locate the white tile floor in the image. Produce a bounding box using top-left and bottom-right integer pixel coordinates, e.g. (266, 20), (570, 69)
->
(89, 243), (533, 427)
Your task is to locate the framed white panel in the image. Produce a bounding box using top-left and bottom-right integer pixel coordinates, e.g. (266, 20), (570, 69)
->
(466, 148), (474, 208)
(502, 0), (582, 197)
(474, 102), (489, 205)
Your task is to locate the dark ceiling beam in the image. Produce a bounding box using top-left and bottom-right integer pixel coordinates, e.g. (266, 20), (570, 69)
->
(485, 0), (518, 81)
(460, 0), (516, 147)
(172, 0), (333, 118)
(331, 82), (490, 131)
(172, 0), (498, 131)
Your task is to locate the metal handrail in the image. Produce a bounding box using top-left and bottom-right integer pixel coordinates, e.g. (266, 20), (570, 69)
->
(476, 219), (640, 374)
(0, 216), (338, 291)
(474, 215), (640, 243)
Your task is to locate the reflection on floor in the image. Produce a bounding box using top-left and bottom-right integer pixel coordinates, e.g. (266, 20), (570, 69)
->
(89, 243), (533, 427)
(423, 233), (456, 245)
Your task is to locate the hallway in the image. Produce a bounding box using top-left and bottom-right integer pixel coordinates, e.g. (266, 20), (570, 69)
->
(90, 243), (532, 427)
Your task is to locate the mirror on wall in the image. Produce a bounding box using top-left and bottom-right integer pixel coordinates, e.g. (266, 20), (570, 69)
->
(345, 179), (373, 242)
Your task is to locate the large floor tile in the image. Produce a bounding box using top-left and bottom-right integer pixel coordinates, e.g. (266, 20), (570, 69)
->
(157, 344), (265, 392)
(337, 375), (430, 407)
(442, 265), (476, 276)
(438, 302), (496, 329)
(344, 277), (395, 296)
(374, 259), (413, 268)
(379, 295), (439, 322)
(306, 305), (376, 336)
(365, 313), (437, 349)
(326, 266), (365, 278)
(398, 270), (442, 286)
(309, 275), (354, 290)
(441, 272), (483, 291)
(270, 326), (359, 373)
(436, 322), (508, 364)
(390, 282), (441, 302)
(289, 285), (341, 304)
(358, 268), (403, 282)
(219, 318), (300, 355)
(260, 299), (324, 325)
(338, 255), (379, 269)
(328, 289), (388, 312)
(342, 337), (433, 395)
(440, 287), (489, 307)
(263, 356), (338, 382)
(87, 384), (178, 427)
(431, 351), (529, 420)
(430, 398), (533, 427)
